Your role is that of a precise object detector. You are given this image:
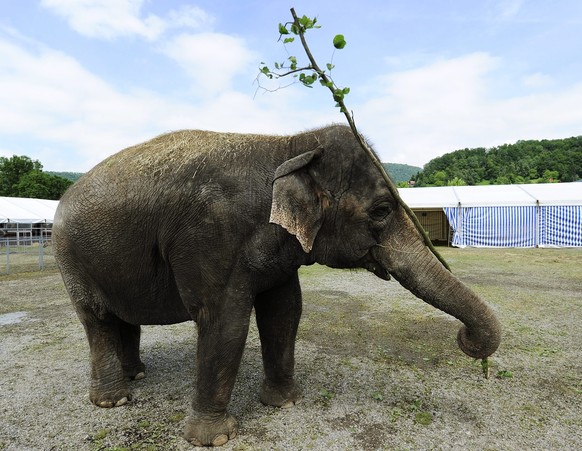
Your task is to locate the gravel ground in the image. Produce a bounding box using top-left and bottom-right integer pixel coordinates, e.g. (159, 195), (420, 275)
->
(0, 248), (581, 450)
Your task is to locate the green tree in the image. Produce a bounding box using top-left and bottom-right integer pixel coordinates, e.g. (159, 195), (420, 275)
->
(448, 177), (466, 186)
(0, 155), (43, 196)
(0, 155), (72, 199)
(433, 170), (448, 186)
(415, 136), (582, 186)
(541, 169), (560, 183)
(13, 170), (73, 200)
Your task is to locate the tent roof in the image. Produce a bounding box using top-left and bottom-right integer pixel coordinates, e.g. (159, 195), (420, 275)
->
(399, 182), (582, 208)
(1, 182), (580, 223)
(0, 197), (59, 224)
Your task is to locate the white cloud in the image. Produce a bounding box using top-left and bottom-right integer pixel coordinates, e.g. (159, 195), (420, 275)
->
(357, 52), (582, 166)
(0, 37), (166, 167)
(167, 5), (214, 30)
(522, 72), (554, 88)
(40, 0), (212, 41)
(494, 0), (526, 20)
(0, 35), (320, 171)
(160, 32), (258, 96)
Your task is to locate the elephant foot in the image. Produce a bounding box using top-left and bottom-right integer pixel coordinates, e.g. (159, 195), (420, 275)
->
(123, 361), (146, 380)
(90, 388), (132, 408)
(260, 380), (302, 408)
(183, 412), (238, 447)
(90, 378), (132, 408)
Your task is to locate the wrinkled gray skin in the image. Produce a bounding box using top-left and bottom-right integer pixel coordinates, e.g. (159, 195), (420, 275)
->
(53, 125), (501, 447)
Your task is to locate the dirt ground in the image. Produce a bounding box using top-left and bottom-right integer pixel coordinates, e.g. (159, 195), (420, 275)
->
(0, 248), (581, 450)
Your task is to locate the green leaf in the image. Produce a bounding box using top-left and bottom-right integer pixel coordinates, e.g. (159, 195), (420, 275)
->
(299, 72), (318, 87)
(326, 63), (335, 71)
(283, 37), (295, 44)
(333, 88), (347, 102)
(299, 15), (314, 29)
(260, 65), (273, 79)
(333, 34), (347, 49)
(278, 23), (289, 35)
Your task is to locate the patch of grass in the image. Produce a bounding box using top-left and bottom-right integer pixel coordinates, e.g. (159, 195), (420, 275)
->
(0, 267), (59, 282)
(168, 411), (186, 423)
(317, 388), (335, 408)
(93, 429), (109, 441)
(414, 411), (433, 426)
(371, 392), (384, 402)
(389, 407), (404, 422)
(298, 264), (332, 279)
(496, 370), (514, 379)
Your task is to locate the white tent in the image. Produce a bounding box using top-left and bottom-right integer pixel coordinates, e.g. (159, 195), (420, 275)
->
(0, 197), (59, 224)
(399, 183), (582, 247)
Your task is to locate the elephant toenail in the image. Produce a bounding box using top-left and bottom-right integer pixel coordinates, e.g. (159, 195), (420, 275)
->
(212, 434), (229, 446)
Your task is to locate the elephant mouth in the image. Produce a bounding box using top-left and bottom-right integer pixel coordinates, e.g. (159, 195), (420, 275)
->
(361, 255), (391, 281)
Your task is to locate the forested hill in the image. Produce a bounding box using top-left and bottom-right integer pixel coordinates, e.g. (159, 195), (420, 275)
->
(413, 136), (582, 187)
(383, 163), (422, 184)
(46, 171), (83, 182)
(48, 167), (422, 185)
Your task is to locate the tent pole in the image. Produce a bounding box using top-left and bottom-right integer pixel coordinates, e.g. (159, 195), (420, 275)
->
(534, 199), (541, 248)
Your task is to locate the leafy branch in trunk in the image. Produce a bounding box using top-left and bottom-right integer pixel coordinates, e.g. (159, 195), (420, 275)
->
(258, 7), (450, 273)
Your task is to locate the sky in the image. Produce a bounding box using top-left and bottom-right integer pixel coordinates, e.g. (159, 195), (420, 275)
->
(2, 0), (582, 172)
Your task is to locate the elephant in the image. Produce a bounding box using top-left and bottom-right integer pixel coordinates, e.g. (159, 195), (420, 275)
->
(53, 124), (501, 447)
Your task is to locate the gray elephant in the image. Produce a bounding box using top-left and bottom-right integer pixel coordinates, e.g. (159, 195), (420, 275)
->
(53, 124), (501, 447)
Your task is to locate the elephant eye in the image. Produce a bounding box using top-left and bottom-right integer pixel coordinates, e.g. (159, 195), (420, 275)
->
(369, 202), (392, 221)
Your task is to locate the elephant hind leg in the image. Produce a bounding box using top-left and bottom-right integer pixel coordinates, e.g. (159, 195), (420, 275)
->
(60, 270), (137, 406)
(79, 311), (133, 408)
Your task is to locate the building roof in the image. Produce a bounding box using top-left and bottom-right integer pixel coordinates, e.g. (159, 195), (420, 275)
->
(399, 182), (582, 208)
(0, 197), (59, 224)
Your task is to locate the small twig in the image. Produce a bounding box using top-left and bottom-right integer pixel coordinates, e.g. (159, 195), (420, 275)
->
(481, 358), (491, 379)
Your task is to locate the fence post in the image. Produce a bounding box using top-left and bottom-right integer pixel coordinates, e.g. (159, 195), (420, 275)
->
(6, 239), (10, 274)
(38, 237), (45, 270)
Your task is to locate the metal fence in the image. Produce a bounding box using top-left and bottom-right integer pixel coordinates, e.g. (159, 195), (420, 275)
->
(0, 226), (56, 274)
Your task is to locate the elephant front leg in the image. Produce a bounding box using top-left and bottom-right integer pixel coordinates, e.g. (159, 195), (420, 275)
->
(184, 305), (252, 447)
(254, 273), (303, 408)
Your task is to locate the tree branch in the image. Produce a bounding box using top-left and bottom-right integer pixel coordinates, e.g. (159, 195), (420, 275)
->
(289, 8), (450, 271)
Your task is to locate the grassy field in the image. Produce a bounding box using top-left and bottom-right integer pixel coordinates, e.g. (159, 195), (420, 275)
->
(0, 244), (56, 275)
(0, 247), (580, 450)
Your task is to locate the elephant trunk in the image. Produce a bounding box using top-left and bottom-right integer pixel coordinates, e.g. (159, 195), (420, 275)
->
(374, 213), (501, 359)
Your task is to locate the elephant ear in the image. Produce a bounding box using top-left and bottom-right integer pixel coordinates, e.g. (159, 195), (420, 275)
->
(270, 148), (325, 253)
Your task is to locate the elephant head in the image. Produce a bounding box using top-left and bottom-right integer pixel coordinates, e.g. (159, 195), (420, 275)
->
(270, 124), (501, 359)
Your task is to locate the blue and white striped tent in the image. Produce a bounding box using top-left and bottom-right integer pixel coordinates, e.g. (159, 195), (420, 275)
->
(399, 183), (582, 248)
